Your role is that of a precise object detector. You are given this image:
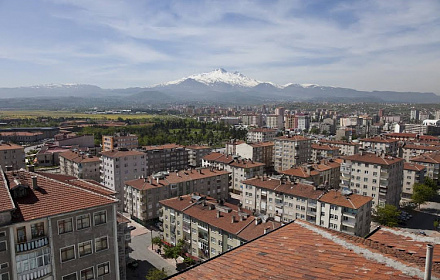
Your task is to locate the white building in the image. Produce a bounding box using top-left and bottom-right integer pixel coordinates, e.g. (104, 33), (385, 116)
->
(59, 150), (101, 181)
(274, 136), (312, 172)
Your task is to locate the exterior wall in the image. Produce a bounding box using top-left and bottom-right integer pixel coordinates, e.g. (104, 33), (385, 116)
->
(102, 135), (138, 152)
(0, 147), (25, 170)
(144, 147), (188, 176)
(0, 224), (12, 280)
(402, 169), (425, 200)
(361, 140), (399, 156)
(247, 131), (276, 143)
(231, 165), (264, 194)
(235, 143), (274, 170)
(409, 160), (439, 183)
(311, 148), (339, 162)
(56, 135), (95, 148)
(274, 138), (312, 172)
(187, 148), (212, 167)
(60, 156), (100, 181)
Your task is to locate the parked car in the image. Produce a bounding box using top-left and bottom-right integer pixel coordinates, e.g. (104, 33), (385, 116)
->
(127, 258), (139, 269)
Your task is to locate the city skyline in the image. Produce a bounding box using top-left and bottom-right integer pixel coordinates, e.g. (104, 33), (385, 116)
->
(1, 0), (439, 94)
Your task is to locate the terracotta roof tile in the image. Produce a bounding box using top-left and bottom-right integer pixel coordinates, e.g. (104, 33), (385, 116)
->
(275, 135), (311, 141)
(311, 144), (340, 151)
(242, 178), (323, 200)
(202, 152), (234, 164)
(143, 143), (185, 151)
(59, 150), (100, 163)
(101, 150), (145, 158)
(360, 137), (400, 143)
(410, 152), (440, 164)
(319, 190), (372, 209)
(319, 140), (359, 146)
(343, 153), (404, 166)
(403, 162), (426, 172)
(0, 143), (24, 151)
(0, 170), (15, 212)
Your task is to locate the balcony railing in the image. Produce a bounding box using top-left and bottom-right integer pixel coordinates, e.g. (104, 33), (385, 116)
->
(18, 265), (52, 280)
(342, 219), (356, 227)
(16, 236), (49, 253)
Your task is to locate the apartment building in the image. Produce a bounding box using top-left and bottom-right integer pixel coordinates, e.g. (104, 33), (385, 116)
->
(0, 132), (44, 143)
(225, 140), (245, 156)
(202, 153), (264, 194)
(54, 133), (95, 148)
(0, 142), (25, 170)
(59, 150), (101, 181)
(359, 137), (400, 156)
(311, 143), (340, 161)
(280, 159), (341, 189)
(124, 168), (230, 224)
(265, 115), (284, 129)
(160, 195), (281, 260)
(410, 152), (440, 184)
(241, 177), (372, 236)
(142, 144), (188, 176)
(102, 133), (139, 152)
(185, 145), (212, 167)
(241, 114), (263, 127)
(246, 128), (277, 143)
(340, 153), (404, 207)
(100, 150), (146, 210)
(401, 144), (440, 161)
(273, 136), (312, 172)
(235, 141), (274, 172)
(0, 169), (120, 280)
(402, 162), (426, 200)
(319, 140), (359, 156)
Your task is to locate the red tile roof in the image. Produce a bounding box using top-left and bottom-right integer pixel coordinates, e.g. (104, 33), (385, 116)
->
(143, 143), (185, 151)
(360, 137), (400, 143)
(275, 135), (310, 141)
(202, 152), (234, 164)
(0, 143), (24, 151)
(229, 159), (265, 168)
(320, 140), (359, 146)
(403, 162), (426, 172)
(319, 190), (372, 209)
(410, 152), (440, 164)
(343, 153), (404, 166)
(0, 170), (15, 213)
(311, 143), (340, 151)
(3, 170), (117, 222)
(59, 150), (100, 163)
(101, 150), (145, 158)
(248, 141), (274, 148)
(169, 221), (424, 280)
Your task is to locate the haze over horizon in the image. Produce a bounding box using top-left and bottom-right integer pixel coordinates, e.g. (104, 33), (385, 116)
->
(1, 0), (439, 94)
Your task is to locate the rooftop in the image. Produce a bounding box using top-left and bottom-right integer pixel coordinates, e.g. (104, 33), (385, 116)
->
(311, 143), (340, 151)
(275, 135), (310, 141)
(410, 152), (440, 164)
(59, 150), (100, 163)
(319, 190), (372, 209)
(248, 128), (277, 133)
(0, 142), (24, 151)
(101, 149), (145, 158)
(202, 152), (234, 164)
(403, 162), (426, 172)
(360, 137), (400, 143)
(143, 143), (185, 151)
(343, 153), (404, 166)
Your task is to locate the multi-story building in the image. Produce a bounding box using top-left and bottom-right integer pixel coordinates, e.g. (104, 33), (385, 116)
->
(235, 142), (274, 172)
(410, 108), (419, 121)
(319, 140), (360, 156)
(340, 152), (404, 207)
(241, 177), (372, 236)
(59, 150), (101, 181)
(0, 169), (120, 280)
(142, 144), (188, 176)
(296, 114), (310, 131)
(311, 143), (340, 161)
(402, 162), (426, 200)
(102, 133), (139, 152)
(265, 115), (284, 129)
(360, 137), (400, 156)
(160, 195), (281, 260)
(124, 168), (230, 224)
(246, 128), (277, 143)
(0, 142), (25, 170)
(54, 133), (95, 148)
(273, 136), (312, 172)
(280, 159), (341, 189)
(401, 144), (440, 162)
(241, 114), (263, 127)
(410, 152), (440, 184)
(185, 145), (212, 167)
(0, 132), (44, 143)
(100, 150), (146, 210)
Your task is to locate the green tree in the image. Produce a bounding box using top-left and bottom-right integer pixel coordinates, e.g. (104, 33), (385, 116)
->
(163, 239), (185, 263)
(412, 183), (436, 208)
(145, 268), (167, 280)
(372, 204), (400, 227)
(152, 236), (163, 249)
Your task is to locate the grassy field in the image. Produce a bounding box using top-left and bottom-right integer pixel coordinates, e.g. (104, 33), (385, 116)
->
(0, 110), (169, 120)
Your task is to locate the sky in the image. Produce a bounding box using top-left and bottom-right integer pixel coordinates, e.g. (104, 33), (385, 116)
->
(0, 0), (439, 93)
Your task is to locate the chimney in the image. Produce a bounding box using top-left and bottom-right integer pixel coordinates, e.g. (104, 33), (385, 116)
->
(156, 178), (159, 184)
(424, 244), (434, 280)
(31, 176), (38, 190)
(264, 227), (270, 234)
(5, 166), (13, 171)
(255, 217), (261, 225)
(27, 165), (35, 172)
(217, 211), (221, 218)
(239, 215), (244, 222)
(231, 215), (235, 223)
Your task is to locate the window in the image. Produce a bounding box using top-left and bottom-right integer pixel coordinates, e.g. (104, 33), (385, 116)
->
(60, 246), (75, 262)
(78, 240), (92, 257)
(0, 263), (8, 269)
(0, 242), (6, 252)
(97, 262), (110, 276)
(31, 222), (44, 239)
(58, 218), (73, 234)
(62, 273), (77, 280)
(0, 232), (5, 238)
(17, 227), (26, 243)
(80, 267), (94, 280)
(77, 214), (91, 230)
(95, 236), (108, 252)
(211, 248), (216, 255)
(93, 211), (107, 226)
(0, 273), (9, 280)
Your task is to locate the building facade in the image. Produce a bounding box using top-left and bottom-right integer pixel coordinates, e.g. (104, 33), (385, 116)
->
(311, 144), (340, 162)
(402, 162), (426, 200)
(360, 137), (400, 156)
(0, 143), (25, 170)
(142, 144), (188, 176)
(246, 128), (277, 143)
(102, 133), (139, 152)
(185, 145), (212, 168)
(274, 136), (312, 172)
(59, 150), (101, 181)
(410, 152), (440, 184)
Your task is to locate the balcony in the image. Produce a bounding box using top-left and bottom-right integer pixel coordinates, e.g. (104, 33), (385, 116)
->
(342, 219), (356, 227)
(380, 171), (389, 178)
(306, 210), (316, 216)
(18, 265), (52, 280)
(16, 236), (49, 253)
(342, 212), (356, 218)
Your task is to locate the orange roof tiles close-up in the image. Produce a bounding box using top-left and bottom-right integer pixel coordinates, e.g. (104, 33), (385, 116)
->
(168, 221), (429, 280)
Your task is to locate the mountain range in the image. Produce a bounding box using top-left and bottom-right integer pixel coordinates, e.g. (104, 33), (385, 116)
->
(0, 69), (439, 109)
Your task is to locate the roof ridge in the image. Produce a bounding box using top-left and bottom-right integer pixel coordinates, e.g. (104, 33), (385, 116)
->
(235, 216), (256, 236)
(0, 167), (16, 211)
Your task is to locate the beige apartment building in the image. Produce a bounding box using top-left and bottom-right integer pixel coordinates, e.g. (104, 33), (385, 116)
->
(410, 151), (440, 184)
(311, 143), (340, 161)
(142, 144), (188, 176)
(274, 135), (312, 172)
(246, 128), (277, 143)
(241, 114), (263, 127)
(185, 145), (212, 167)
(234, 141), (274, 172)
(359, 137), (400, 156)
(102, 132), (139, 152)
(0, 169), (121, 280)
(340, 153), (404, 207)
(124, 168), (230, 224)
(319, 140), (359, 156)
(280, 159), (341, 189)
(241, 177), (372, 236)
(160, 195), (281, 260)
(0, 142), (25, 170)
(59, 150), (101, 181)
(402, 162), (426, 200)
(401, 144), (440, 162)
(265, 115), (284, 129)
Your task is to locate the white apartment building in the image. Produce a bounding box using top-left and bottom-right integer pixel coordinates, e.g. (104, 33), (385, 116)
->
(311, 144), (340, 162)
(100, 150), (146, 210)
(185, 145), (212, 167)
(246, 128), (277, 143)
(241, 177), (372, 236)
(410, 151), (440, 184)
(265, 115), (284, 129)
(124, 168), (230, 224)
(0, 142), (25, 170)
(360, 137), (400, 156)
(402, 162), (426, 200)
(401, 144), (440, 162)
(59, 150), (101, 181)
(319, 140), (360, 156)
(340, 153), (404, 207)
(274, 136), (312, 172)
(241, 114), (263, 127)
(102, 133), (139, 152)
(235, 142), (274, 172)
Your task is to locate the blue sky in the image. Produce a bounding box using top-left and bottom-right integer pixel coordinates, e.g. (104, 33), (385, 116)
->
(0, 0), (439, 93)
